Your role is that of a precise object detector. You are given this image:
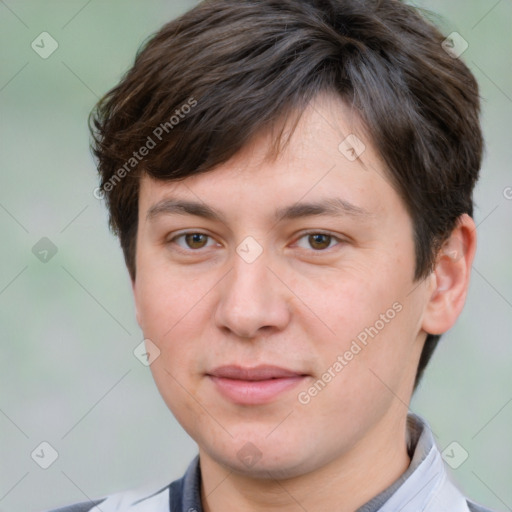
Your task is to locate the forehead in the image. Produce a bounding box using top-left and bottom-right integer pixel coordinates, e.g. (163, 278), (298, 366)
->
(138, 93), (397, 220)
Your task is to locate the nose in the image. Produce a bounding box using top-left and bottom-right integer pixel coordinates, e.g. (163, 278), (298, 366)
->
(214, 252), (291, 339)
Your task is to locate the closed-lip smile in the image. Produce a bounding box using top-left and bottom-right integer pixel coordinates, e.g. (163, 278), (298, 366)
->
(207, 365), (309, 405)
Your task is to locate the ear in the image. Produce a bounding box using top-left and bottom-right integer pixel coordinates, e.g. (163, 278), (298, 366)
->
(131, 276), (142, 328)
(421, 214), (477, 335)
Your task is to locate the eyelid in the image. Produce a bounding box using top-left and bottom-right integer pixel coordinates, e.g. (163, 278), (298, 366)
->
(166, 230), (220, 251)
(291, 230), (346, 251)
(293, 229), (344, 240)
(165, 229), (346, 252)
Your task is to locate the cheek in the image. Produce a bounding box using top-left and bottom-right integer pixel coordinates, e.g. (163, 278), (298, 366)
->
(135, 251), (203, 336)
(293, 260), (418, 388)
(291, 265), (400, 341)
(325, 296), (421, 414)
(135, 261), (220, 378)
(139, 274), (211, 423)
(296, 303), (414, 433)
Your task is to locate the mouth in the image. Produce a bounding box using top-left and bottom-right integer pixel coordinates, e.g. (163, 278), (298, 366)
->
(206, 365), (309, 405)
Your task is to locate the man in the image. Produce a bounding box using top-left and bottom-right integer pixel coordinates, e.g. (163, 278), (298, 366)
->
(48, 0), (495, 510)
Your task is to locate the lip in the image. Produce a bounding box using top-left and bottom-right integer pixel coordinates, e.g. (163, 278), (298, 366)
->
(207, 365), (308, 405)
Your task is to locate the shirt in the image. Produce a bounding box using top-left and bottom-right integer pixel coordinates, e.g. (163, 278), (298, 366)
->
(46, 413), (496, 512)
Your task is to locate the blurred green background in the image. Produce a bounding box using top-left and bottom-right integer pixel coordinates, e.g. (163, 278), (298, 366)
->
(0, 1), (511, 511)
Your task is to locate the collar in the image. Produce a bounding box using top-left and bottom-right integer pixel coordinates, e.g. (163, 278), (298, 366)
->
(176, 413), (472, 512)
(93, 413), (476, 512)
(359, 413), (472, 512)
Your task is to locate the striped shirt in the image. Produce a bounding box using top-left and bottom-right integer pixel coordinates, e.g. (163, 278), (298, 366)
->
(46, 414), (496, 512)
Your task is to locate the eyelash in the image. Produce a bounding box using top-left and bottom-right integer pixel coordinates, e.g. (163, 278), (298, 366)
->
(293, 231), (342, 251)
(169, 232), (219, 251)
(167, 230), (345, 253)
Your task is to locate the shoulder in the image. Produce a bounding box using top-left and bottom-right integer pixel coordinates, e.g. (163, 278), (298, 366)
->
(467, 500), (500, 512)
(43, 456), (200, 512)
(44, 482), (171, 512)
(44, 500), (105, 512)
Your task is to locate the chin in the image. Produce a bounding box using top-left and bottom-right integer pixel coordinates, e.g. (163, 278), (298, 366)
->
(203, 435), (322, 480)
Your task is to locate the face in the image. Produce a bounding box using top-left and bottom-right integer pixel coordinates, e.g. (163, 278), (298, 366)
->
(132, 93), (433, 479)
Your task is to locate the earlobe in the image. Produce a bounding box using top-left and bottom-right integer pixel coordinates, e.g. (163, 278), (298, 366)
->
(421, 214), (477, 335)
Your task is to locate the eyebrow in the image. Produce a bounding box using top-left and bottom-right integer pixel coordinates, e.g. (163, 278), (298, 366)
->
(146, 199), (226, 222)
(146, 197), (373, 223)
(275, 197), (372, 221)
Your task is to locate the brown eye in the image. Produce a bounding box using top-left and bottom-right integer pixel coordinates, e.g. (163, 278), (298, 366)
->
(308, 234), (332, 250)
(184, 233), (209, 249)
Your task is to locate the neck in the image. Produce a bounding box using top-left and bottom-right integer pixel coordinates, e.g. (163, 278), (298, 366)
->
(199, 413), (411, 512)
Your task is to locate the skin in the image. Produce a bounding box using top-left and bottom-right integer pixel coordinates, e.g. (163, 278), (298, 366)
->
(132, 93), (476, 512)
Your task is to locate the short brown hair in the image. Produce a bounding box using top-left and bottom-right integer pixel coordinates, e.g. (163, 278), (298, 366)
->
(89, 0), (483, 389)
